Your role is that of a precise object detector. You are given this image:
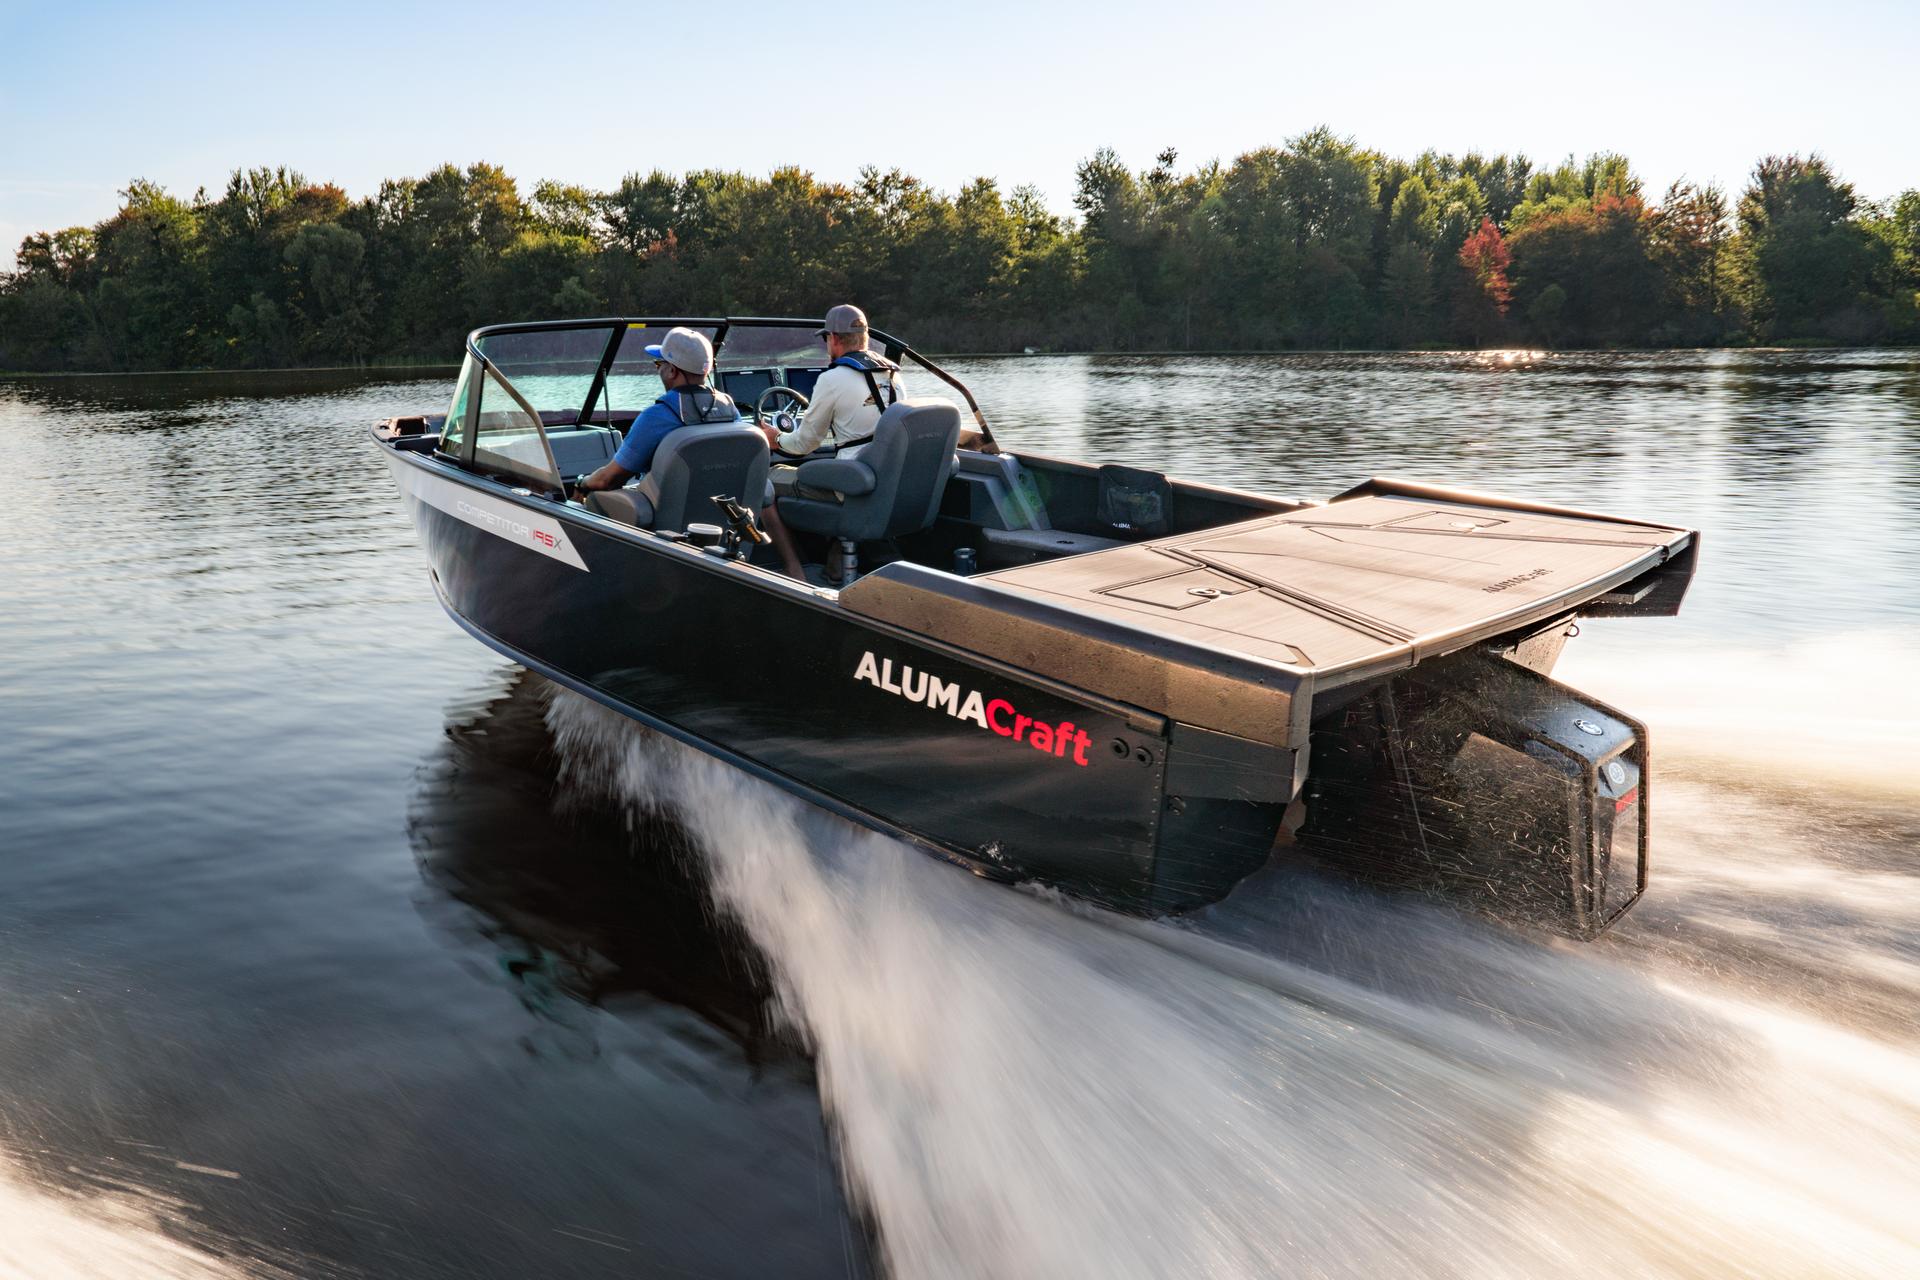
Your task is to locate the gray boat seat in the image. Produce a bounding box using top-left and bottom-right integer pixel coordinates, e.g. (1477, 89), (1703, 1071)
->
(543, 425), (620, 477)
(586, 423), (770, 532)
(776, 401), (962, 543)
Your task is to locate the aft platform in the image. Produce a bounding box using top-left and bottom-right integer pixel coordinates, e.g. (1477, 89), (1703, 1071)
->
(841, 479), (1693, 746)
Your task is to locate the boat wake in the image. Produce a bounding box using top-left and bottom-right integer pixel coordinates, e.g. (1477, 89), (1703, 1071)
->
(546, 632), (1920, 1280)
(0, 1148), (255, 1280)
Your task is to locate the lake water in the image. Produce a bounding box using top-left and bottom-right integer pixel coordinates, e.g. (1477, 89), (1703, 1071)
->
(2, 350), (1917, 1278)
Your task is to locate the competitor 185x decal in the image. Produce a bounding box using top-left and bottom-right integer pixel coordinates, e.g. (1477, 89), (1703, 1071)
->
(389, 456), (588, 571)
(853, 650), (1093, 766)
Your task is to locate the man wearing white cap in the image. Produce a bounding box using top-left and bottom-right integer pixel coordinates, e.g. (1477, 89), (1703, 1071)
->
(577, 325), (811, 580)
(759, 304), (906, 459)
(574, 326), (741, 494)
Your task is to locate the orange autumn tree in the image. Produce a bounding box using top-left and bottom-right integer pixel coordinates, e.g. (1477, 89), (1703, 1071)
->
(1456, 216), (1512, 344)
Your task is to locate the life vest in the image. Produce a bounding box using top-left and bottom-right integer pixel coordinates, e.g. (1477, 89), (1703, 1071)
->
(827, 350), (900, 448)
(661, 386), (739, 425)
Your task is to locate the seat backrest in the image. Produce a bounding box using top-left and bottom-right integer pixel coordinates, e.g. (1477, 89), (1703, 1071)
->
(834, 401), (963, 542)
(635, 423), (771, 532)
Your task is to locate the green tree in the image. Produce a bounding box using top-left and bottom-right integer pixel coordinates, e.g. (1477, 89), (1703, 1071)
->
(93, 179), (211, 368)
(1507, 195), (1662, 345)
(1003, 184), (1082, 345)
(1865, 191), (1920, 337)
(1380, 240), (1433, 346)
(1072, 146), (1154, 345)
(4, 138), (1912, 370)
(699, 166), (852, 314)
(1527, 282), (1567, 347)
(1212, 149), (1300, 346)
(601, 170), (682, 254)
(1510, 153), (1637, 230)
(530, 180), (603, 242)
(1455, 152), (1533, 227)
(1388, 175), (1438, 246)
(225, 291), (292, 367)
(14, 226), (98, 288)
(1884, 191), (1920, 285)
(1649, 181), (1731, 339)
(1256, 129), (1378, 344)
(284, 222), (373, 362)
(0, 272), (89, 368)
(1737, 155), (1888, 340)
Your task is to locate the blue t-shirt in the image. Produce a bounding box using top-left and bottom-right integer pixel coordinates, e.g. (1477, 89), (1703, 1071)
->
(611, 392), (743, 474)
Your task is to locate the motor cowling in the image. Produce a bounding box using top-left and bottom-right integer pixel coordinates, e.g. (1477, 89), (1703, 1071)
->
(1300, 650), (1648, 937)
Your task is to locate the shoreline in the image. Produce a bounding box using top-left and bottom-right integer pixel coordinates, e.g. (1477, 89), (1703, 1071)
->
(6, 342), (1916, 380)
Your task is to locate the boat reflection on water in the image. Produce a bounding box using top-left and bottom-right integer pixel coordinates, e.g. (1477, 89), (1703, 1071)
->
(406, 670), (795, 1064)
(408, 672), (875, 1275)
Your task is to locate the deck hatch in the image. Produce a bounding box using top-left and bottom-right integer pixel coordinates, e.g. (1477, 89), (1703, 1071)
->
(1384, 510), (1512, 532)
(1100, 569), (1251, 610)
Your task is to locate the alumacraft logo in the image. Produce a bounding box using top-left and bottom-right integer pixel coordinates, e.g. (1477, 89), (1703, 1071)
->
(853, 650), (1094, 766)
(1482, 567), (1550, 594)
(455, 499), (564, 550)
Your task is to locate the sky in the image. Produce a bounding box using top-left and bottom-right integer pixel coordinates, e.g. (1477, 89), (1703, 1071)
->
(2, 0), (1915, 269)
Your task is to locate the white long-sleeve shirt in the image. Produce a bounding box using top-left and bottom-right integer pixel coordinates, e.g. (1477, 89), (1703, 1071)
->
(774, 362), (906, 456)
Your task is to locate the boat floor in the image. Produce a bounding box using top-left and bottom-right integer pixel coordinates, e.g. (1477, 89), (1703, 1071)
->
(969, 492), (1690, 680)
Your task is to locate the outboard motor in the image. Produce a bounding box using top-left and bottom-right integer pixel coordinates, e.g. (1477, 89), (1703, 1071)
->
(1301, 650), (1649, 937)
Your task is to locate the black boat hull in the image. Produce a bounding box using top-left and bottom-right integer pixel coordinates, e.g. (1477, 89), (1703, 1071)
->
(380, 313), (1698, 934)
(390, 449), (1281, 913)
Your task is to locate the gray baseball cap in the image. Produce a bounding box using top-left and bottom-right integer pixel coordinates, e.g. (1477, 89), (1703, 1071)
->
(644, 326), (714, 375)
(816, 304), (868, 336)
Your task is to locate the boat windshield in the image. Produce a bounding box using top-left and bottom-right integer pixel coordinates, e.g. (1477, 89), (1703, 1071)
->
(475, 325), (619, 421)
(439, 353), (479, 458)
(439, 347), (564, 491)
(472, 361), (562, 490)
(599, 323), (723, 420)
(442, 315), (995, 476)
(714, 325), (831, 370)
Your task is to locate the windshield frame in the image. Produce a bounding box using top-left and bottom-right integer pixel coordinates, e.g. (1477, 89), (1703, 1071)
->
(461, 315), (995, 451)
(473, 322), (626, 427)
(454, 336), (571, 493)
(466, 317), (729, 427)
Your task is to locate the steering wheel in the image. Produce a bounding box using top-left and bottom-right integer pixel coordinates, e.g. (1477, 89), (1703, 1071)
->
(754, 385), (809, 430)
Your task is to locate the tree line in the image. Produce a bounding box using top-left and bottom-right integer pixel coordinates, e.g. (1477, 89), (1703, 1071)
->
(3, 128), (1917, 371)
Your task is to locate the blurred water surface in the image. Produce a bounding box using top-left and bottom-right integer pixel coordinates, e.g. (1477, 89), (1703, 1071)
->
(1, 348), (1916, 1277)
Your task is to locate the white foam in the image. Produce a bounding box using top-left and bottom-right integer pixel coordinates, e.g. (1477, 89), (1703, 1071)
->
(1559, 628), (1920, 796)
(547, 687), (1920, 1280)
(0, 1150), (251, 1280)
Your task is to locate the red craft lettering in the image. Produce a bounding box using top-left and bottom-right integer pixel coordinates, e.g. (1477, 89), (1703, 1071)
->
(854, 651), (1098, 768)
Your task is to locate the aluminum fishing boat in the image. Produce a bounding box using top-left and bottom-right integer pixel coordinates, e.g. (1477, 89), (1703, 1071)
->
(377, 317), (1697, 936)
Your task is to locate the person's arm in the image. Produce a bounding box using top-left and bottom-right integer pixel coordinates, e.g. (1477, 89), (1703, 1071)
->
(574, 458), (634, 494)
(773, 368), (848, 455)
(588, 404), (674, 490)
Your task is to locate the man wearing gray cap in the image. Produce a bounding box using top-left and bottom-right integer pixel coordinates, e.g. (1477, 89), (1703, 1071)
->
(759, 304), (906, 458)
(574, 326), (742, 494)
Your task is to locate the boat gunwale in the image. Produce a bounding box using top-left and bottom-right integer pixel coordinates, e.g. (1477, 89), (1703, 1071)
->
(379, 430), (1698, 746)
(376, 429), (1173, 733)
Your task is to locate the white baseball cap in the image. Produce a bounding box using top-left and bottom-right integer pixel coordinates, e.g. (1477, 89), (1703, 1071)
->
(644, 327), (714, 375)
